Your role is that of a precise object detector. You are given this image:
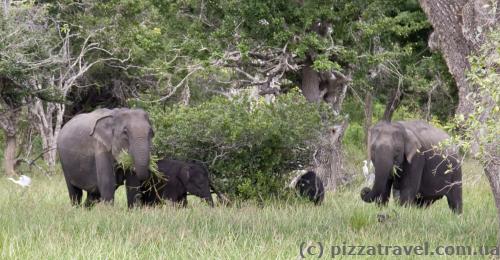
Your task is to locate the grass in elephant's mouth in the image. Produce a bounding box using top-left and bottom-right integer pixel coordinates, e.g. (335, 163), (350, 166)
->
(0, 160), (496, 259)
(116, 150), (162, 179)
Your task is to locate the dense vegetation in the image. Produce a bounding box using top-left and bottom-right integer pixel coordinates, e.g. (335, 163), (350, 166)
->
(147, 90), (336, 200)
(0, 0), (499, 258)
(0, 0), (459, 198)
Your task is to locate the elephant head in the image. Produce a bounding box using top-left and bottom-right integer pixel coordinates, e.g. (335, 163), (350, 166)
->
(360, 121), (421, 204)
(90, 108), (154, 181)
(179, 162), (214, 207)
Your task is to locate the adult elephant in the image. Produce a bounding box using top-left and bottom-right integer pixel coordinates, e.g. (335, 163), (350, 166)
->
(57, 108), (154, 208)
(360, 120), (462, 214)
(141, 159), (216, 207)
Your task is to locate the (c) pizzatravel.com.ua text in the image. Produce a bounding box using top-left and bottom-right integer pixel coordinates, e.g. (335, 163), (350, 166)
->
(298, 241), (500, 258)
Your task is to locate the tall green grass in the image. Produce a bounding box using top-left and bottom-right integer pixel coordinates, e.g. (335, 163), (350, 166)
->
(0, 160), (496, 259)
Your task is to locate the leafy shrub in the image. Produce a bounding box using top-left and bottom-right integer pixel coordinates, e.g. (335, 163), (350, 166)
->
(147, 90), (336, 201)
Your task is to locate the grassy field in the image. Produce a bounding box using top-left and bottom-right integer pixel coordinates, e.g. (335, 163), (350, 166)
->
(0, 160), (497, 259)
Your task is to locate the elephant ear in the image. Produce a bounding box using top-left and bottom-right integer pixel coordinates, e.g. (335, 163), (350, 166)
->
(404, 128), (422, 163)
(89, 109), (114, 151)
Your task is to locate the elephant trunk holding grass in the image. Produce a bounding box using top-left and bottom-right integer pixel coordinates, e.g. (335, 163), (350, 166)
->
(57, 108), (154, 207)
(141, 159), (218, 207)
(360, 120), (462, 214)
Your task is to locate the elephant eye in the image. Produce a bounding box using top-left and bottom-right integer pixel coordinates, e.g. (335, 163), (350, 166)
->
(123, 128), (128, 135)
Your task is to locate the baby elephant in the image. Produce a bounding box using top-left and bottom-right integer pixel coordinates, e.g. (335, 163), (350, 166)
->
(290, 171), (325, 205)
(141, 159), (215, 207)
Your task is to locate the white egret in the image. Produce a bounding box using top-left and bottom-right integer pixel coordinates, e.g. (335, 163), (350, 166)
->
(363, 160), (375, 185)
(362, 160), (369, 179)
(8, 175), (32, 187)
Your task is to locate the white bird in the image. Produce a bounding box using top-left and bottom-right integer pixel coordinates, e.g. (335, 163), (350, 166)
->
(8, 175), (32, 187)
(362, 160), (375, 185)
(362, 160), (369, 179)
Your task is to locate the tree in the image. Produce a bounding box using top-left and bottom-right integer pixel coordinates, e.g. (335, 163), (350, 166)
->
(28, 27), (125, 171)
(0, 2), (122, 172)
(141, 0), (450, 190)
(418, 0), (500, 246)
(0, 77), (21, 176)
(456, 31), (500, 247)
(0, 4), (52, 175)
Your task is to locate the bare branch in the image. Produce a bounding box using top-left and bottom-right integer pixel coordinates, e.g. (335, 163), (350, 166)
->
(150, 66), (203, 102)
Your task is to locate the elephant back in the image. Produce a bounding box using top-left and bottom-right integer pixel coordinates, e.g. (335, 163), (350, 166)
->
(398, 120), (459, 158)
(397, 120), (448, 148)
(57, 108), (113, 151)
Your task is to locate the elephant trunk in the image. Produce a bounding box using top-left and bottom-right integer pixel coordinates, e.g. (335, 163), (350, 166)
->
(130, 139), (150, 181)
(360, 158), (392, 204)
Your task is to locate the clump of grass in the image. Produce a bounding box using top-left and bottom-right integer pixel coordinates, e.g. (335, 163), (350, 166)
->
(349, 209), (370, 231)
(117, 150), (134, 170)
(116, 150), (166, 200)
(116, 150), (162, 179)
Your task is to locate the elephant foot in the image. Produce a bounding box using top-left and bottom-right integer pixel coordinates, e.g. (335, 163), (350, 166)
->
(360, 187), (372, 203)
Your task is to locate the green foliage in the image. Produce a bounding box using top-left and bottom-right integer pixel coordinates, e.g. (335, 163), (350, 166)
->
(450, 30), (500, 163)
(148, 90), (336, 201)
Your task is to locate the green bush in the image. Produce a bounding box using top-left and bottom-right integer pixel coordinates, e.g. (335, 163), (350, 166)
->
(147, 90), (337, 201)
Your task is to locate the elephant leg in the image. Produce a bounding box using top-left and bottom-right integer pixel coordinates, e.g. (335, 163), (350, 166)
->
(84, 192), (101, 208)
(65, 181), (83, 206)
(125, 175), (142, 208)
(399, 186), (417, 206)
(446, 186), (463, 214)
(398, 157), (424, 206)
(416, 197), (439, 208)
(95, 152), (116, 204)
(379, 178), (393, 205)
(181, 196), (188, 207)
(174, 194), (188, 207)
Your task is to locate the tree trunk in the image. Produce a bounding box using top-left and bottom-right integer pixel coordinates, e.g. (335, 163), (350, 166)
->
(300, 64), (322, 102)
(419, 0), (497, 117)
(382, 87), (401, 121)
(30, 99), (65, 173)
(314, 119), (348, 191)
(2, 0), (9, 17)
(363, 91), (373, 158)
(418, 0), (500, 248)
(298, 20), (351, 190)
(485, 162), (500, 247)
(3, 133), (16, 176)
(301, 65), (350, 189)
(0, 107), (18, 176)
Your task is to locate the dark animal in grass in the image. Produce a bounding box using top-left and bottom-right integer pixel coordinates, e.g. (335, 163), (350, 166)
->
(361, 120), (462, 214)
(141, 159), (224, 207)
(290, 171), (325, 205)
(57, 108), (153, 208)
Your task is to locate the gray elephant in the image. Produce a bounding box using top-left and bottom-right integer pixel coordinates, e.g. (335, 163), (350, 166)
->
(57, 108), (153, 207)
(141, 159), (217, 207)
(360, 120), (462, 214)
